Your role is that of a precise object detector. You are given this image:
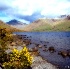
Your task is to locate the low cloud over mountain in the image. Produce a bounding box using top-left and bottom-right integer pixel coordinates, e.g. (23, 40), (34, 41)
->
(0, 0), (70, 24)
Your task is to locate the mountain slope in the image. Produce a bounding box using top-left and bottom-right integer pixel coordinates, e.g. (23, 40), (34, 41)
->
(7, 19), (26, 25)
(52, 19), (70, 31)
(23, 19), (52, 31)
(7, 19), (27, 30)
(23, 18), (70, 31)
(0, 20), (21, 32)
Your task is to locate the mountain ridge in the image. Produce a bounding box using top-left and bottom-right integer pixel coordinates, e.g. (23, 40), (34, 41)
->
(7, 19), (27, 25)
(7, 19), (28, 30)
(23, 18), (70, 31)
(0, 20), (22, 32)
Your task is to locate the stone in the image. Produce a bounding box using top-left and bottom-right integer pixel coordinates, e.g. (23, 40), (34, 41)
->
(31, 56), (57, 69)
(67, 49), (70, 57)
(38, 45), (42, 48)
(48, 46), (55, 53)
(33, 51), (40, 56)
(58, 51), (68, 58)
(43, 48), (47, 51)
(11, 42), (16, 46)
(28, 48), (33, 52)
(32, 47), (38, 52)
(24, 40), (31, 46)
(68, 52), (70, 57)
(5, 49), (12, 54)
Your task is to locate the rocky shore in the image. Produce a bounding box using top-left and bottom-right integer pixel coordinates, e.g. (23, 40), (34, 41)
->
(4, 34), (70, 69)
(31, 55), (57, 69)
(3, 34), (57, 69)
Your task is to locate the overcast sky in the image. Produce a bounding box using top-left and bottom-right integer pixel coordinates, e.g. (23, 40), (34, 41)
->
(0, 0), (70, 24)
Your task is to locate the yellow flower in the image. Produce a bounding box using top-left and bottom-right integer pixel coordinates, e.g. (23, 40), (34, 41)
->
(22, 46), (28, 52)
(3, 46), (33, 69)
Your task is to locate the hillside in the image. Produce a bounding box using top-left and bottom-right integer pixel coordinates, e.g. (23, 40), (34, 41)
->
(7, 19), (27, 30)
(23, 18), (70, 31)
(52, 19), (70, 31)
(23, 19), (52, 31)
(0, 20), (22, 32)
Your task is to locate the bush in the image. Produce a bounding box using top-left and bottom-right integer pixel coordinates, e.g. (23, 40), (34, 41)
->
(0, 28), (13, 49)
(0, 28), (12, 65)
(2, 46), (33, 69)
(0, 49), (8, 63)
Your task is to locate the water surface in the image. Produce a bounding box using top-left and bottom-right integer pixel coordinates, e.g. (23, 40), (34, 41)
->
(14, 32), (70, 69)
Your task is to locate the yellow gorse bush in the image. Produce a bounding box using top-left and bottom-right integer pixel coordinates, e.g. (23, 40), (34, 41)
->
(2, 46), (33, 69)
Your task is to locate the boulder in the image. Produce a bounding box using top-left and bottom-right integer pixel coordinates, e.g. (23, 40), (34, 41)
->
(38, 45), (42, 48)
(58, 51), (68, 58)
(48, 46), (55, 53)
(28, 47), (38, 52)
(33, 51), (40, 56)
(67, 49), (70, 57)
(10, 42), (16, 46)
(24, 40), (31, 46)
(68, 52), (70, 57)
(22, 44), (26, 47)
(5, 49), (12, 54)
(44, 45), (47, 47)
(32, 47), (38, 52)
(28, 48), (33, 52)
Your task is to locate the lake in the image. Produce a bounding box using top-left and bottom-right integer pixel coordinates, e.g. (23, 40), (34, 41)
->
(14, 32), (70, 69)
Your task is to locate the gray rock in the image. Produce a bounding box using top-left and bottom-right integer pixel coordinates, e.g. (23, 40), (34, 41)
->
(38, 45), (42, 48)
(32, 47), (38, 52)
(31, 55), (57, 69)
(28, 48), (33, 52)
(5, 49), (12, 54)
(17, 46), (23, 51)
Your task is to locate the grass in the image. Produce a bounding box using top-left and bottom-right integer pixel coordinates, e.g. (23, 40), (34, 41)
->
(0, 20), (24, 32)
(32, 24), (52, 31)
(52, 20), (70, 31)
(25, 19), (70, 32)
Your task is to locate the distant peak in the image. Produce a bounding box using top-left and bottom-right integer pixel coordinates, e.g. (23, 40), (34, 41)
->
(8, 19), (19, 22)
(7, 19), (27, 25)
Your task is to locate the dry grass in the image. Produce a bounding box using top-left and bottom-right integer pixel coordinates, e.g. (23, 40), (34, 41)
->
(23, 19), (70, 31)
(0, 20), (24, 32)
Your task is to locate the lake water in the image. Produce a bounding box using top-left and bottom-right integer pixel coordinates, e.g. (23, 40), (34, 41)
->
(14, 32), (70, 69)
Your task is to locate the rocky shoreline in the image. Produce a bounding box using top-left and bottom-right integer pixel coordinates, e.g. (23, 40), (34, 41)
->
(31, 55), (57, 69)
(4, 34), (70, 69)
(4, 34), (58, 69)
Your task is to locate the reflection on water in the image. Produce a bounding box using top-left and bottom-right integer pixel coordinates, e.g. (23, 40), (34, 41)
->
(14, 32), (70, 69)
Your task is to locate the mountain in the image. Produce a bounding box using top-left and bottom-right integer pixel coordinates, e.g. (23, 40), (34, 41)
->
(52, 19), (70, 31)
(23, 18), (70, 31)
(23, 19), (52, 31)
(7, 19), (27, 30)
(7, 19), (27, 25)
(0, 20), (21, 32)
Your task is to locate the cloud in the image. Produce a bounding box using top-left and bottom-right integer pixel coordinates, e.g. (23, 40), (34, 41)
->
(11, 0), (70, 16)
(15, 11), (44, 22)
(0, 0), (70, 23)
(41, 0), (70, 16)
(0, 6), (9, 11)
